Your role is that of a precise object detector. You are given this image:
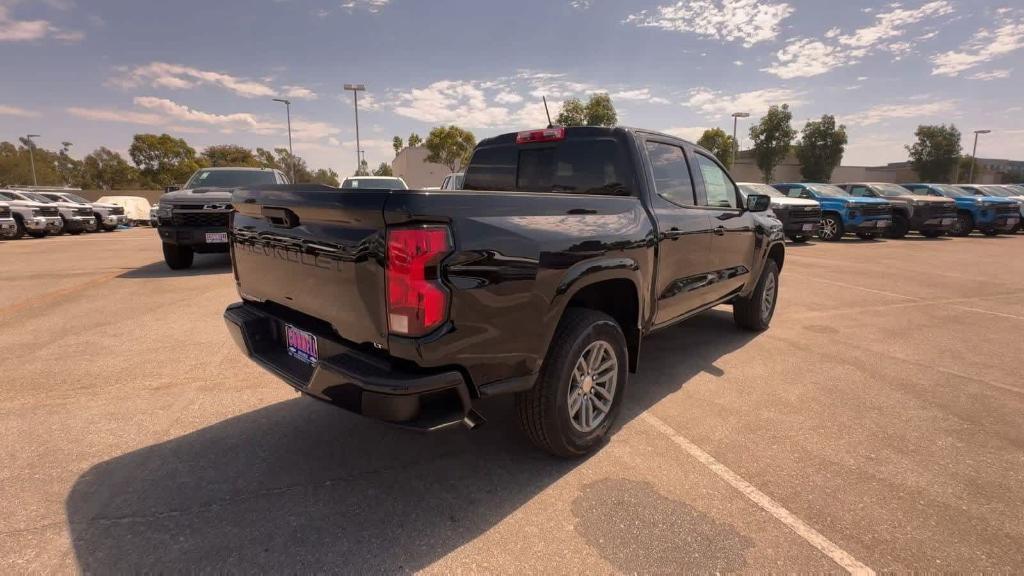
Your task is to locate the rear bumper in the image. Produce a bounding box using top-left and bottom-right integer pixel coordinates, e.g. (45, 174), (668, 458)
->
(159, 225), (231, 251)
(224, 302), (472, 430)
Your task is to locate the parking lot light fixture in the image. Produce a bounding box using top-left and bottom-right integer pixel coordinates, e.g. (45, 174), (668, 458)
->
(731, 113), (750, 167)
(344, 84), (366, 174)
(969, 129), (991, 184)
(25, 134), (41, 186)
(271, 99), (294, 183)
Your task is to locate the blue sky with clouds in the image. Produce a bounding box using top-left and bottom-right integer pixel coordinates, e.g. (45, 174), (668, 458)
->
(2, 0), (1022, 175)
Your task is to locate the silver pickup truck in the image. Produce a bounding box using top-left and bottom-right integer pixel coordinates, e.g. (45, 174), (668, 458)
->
(0, 202), (18, 239)
(0, 190), (63, 238)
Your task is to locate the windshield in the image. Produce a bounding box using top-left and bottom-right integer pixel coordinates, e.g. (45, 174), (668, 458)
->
(929, 184), (968, 198)
(341, 178), (408, 190)
(0, 191), (19, 201)
(738, 183), (785, 198)
(61, 193), (91, 203)
(22, 192), (54, 203)
(978, 186), (1010, 197)
(873, 183), (912, 197)
(808, 184), (850, 197)
(184, 169), (278, 189)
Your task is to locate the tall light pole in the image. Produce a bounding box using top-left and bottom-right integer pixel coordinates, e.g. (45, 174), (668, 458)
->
(271, 98), (294, 183)
(344, 84), (366, 174)
(968, 129), (991, 184)
(25, 134), (41, 186)
(731, 112), (750, 168)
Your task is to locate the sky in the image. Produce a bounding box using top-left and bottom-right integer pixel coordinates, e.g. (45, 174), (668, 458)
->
(1, 0), (1022, 176)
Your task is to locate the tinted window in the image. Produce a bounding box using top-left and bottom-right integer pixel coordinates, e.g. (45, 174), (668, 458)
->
(694, 154), (737, 208)
(464, 146), (517, 191)
(0, 192), (17, 200)
(847, 185), (871, 197)
(465, 139), (631, 196)
(185, 170), (278, 188)
(645, 141), (695, 206)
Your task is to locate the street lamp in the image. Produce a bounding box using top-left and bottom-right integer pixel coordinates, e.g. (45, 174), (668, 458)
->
(344, 84), (366, 174)
(968, 129), (991, 184)
(271, 98), (294, 183)
(25, 134), (40, 186)
(731, 112), (750, 167)
(359, 149), (366, 174)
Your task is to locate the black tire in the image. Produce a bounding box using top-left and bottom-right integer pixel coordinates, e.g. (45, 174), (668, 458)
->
(12, 216), (26, 240)
(1010, 223), (1022, 234)
(516, 308), (628, 458)
(856, 233), (877, 240)
(887, 214), (910, 239)
(67, 228), (83, 236)
(26, 229), (47, 238)
(981, 228), (1000, 237)
(162, 242), (194, 270)
(734, 259), (780, 332)
(788, 235), (810, 244)
(921, 230), (944, 238)
(818, 214), (844, 241)
(950, 213), (973, 237)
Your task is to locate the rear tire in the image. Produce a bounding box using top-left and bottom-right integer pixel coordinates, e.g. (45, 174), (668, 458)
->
(162, 242), (194, 270)
(818, 214), (844, 241)
(734, 260), (779, 332)
(887, 214), (910, 239)
(516, 308), (628, 458)
(921, 230), (944, 238)
(981, 228), (1000, 237)
(26, 229), (47, 238)
(950, 213), (973, 237)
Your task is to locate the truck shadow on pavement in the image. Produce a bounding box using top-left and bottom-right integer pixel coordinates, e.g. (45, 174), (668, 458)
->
(119, 254), (232, 279)
(65, 309), (758, 573)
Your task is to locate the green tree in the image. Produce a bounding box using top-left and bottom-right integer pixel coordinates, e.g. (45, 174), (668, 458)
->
(749, 104), (797, 183)
(129, 133), (201, 188)
(255, 147), (280, 169)
(408, 133), (423, 148)
(794, 115), (848, 182)
(0, 140), (64, 186)
(556, 93), (618, 127)
(80, 147), (139, 190)
(272, 148), (313, 182)
(392, 136), (404, 156)
(372, 162), (394, 176)
(57, 142), (83, 186)
(424, 125), (476, 172)
(697, 128), (736, 169)
(311, 168), (340, 186)
(907, 124), (962, 182)
(354, 159), (370, 176)
(201, 144), (259, 167)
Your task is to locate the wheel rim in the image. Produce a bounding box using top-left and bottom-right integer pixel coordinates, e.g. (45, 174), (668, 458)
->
(761, 271), (777, 321)
(568, 340), (618, 433)
(819, 218), (838, 240)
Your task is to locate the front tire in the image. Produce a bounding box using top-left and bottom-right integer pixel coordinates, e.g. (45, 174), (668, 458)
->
(950, 213), (973, 237)
(856, 233), (877, 240)
(818, 214), (844, 241)
(26, 229), (47, 238)
(162, 243), (194, 270)
(981, 228), (1000, 236)
(516, 309), (628, 458)
(887, 214), (910, 239)
(13, 216), (27, 239)
(734, 260), (779, 332)
(921, 230), (944, 238)
(788, 235), (811, 244)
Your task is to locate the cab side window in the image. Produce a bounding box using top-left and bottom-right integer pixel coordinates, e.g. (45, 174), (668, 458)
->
(693, 154), (738, 209)
(645, 141), (696, 206)
(848, 185), (870, 197)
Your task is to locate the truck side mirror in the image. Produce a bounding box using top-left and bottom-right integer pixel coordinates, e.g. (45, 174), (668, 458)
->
(746, 194), (771, 212)
(164, 185), (181, 194)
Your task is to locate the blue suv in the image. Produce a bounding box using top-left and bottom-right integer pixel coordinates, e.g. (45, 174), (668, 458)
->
(773, 183), (893, 241)
(901, 183), (1019, 236)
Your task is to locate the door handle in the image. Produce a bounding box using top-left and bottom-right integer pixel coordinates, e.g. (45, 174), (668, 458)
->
(713, 226), (726, 236)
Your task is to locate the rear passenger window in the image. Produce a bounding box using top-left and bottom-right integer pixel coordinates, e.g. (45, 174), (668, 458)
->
(848, 186), (869, 197)
(693, 154), (737, 208)
(645, 141), (695, 206)
(464, 146), (517, 191)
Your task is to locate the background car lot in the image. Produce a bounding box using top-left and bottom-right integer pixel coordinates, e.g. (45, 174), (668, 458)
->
(2, 229), (1024, 572)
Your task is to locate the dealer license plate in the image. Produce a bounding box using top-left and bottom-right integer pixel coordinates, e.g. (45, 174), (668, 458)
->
(205, 232), (228, 243)
(802, 223), (814, 231)
(285, 324), (319, 366)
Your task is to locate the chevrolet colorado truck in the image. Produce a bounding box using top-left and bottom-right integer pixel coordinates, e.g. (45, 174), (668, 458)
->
(156, 167), (289, 269)
(17, 191), (96, 235)
(959, 185), (1024, 233)
(0, 190), (63, 238)
(902, 183), (1020, 236)
(0, 202), (17, 239)
(223, 126), (785, 457)
(773, 182), (892, 241)
(738, 182), (820, 243)
(839, 182), (956, 238)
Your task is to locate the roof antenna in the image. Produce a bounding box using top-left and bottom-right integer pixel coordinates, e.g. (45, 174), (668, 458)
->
(543, 96), (553, 128)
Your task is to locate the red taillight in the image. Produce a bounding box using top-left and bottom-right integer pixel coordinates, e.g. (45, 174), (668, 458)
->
(386, 226), (452, 337)
(516, 127), (566, 144)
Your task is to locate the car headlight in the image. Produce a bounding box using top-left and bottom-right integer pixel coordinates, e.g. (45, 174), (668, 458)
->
(770, 202), (786, 210)
(155, 204), (172, 217)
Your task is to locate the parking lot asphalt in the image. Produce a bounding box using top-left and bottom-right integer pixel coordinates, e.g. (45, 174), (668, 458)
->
(2, 228), (1023, 573)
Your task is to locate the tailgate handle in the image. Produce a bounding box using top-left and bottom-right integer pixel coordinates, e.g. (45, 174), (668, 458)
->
(262, 207), (300, 229)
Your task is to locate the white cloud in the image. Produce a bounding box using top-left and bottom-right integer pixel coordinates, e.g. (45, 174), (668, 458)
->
(968, 69), (1011, 81)
(0, 104), (39, 117)
(683, 87), (804, 117)
(0, 4), (83, 42)
(569, 0), (591, 9)
(67, 106), (165, 126)
(624, 0), (794, 47)
(763, 1), (954, 78)
(392, 80), (513, 127)
(113, 62), (317, 100)
(931, 16), (1024, 76)
(495, 92), (524, 104)
(841, 99), (958, 126)
(340, 0), (390, 13)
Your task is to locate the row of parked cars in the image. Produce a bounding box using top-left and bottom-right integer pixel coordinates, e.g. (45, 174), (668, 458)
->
(0, 187), (149, 240)
(736, 182), (1024, 242)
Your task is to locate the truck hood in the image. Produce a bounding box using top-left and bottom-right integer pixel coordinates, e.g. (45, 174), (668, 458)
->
(828, 196), (889, 206)
(3, 199), (47, 208)
(768, 197), (818, 208)
(902, 195), (955, 205)
(161, 187), (234, 205)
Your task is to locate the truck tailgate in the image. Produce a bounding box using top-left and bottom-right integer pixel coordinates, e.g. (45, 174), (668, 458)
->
(231, 186), (389, 348)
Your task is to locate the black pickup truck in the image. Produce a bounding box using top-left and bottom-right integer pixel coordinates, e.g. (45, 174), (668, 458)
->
(224, 127), (785, 457)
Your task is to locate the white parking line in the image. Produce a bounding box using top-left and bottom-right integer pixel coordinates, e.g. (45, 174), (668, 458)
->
(641, 412), (876, 575)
